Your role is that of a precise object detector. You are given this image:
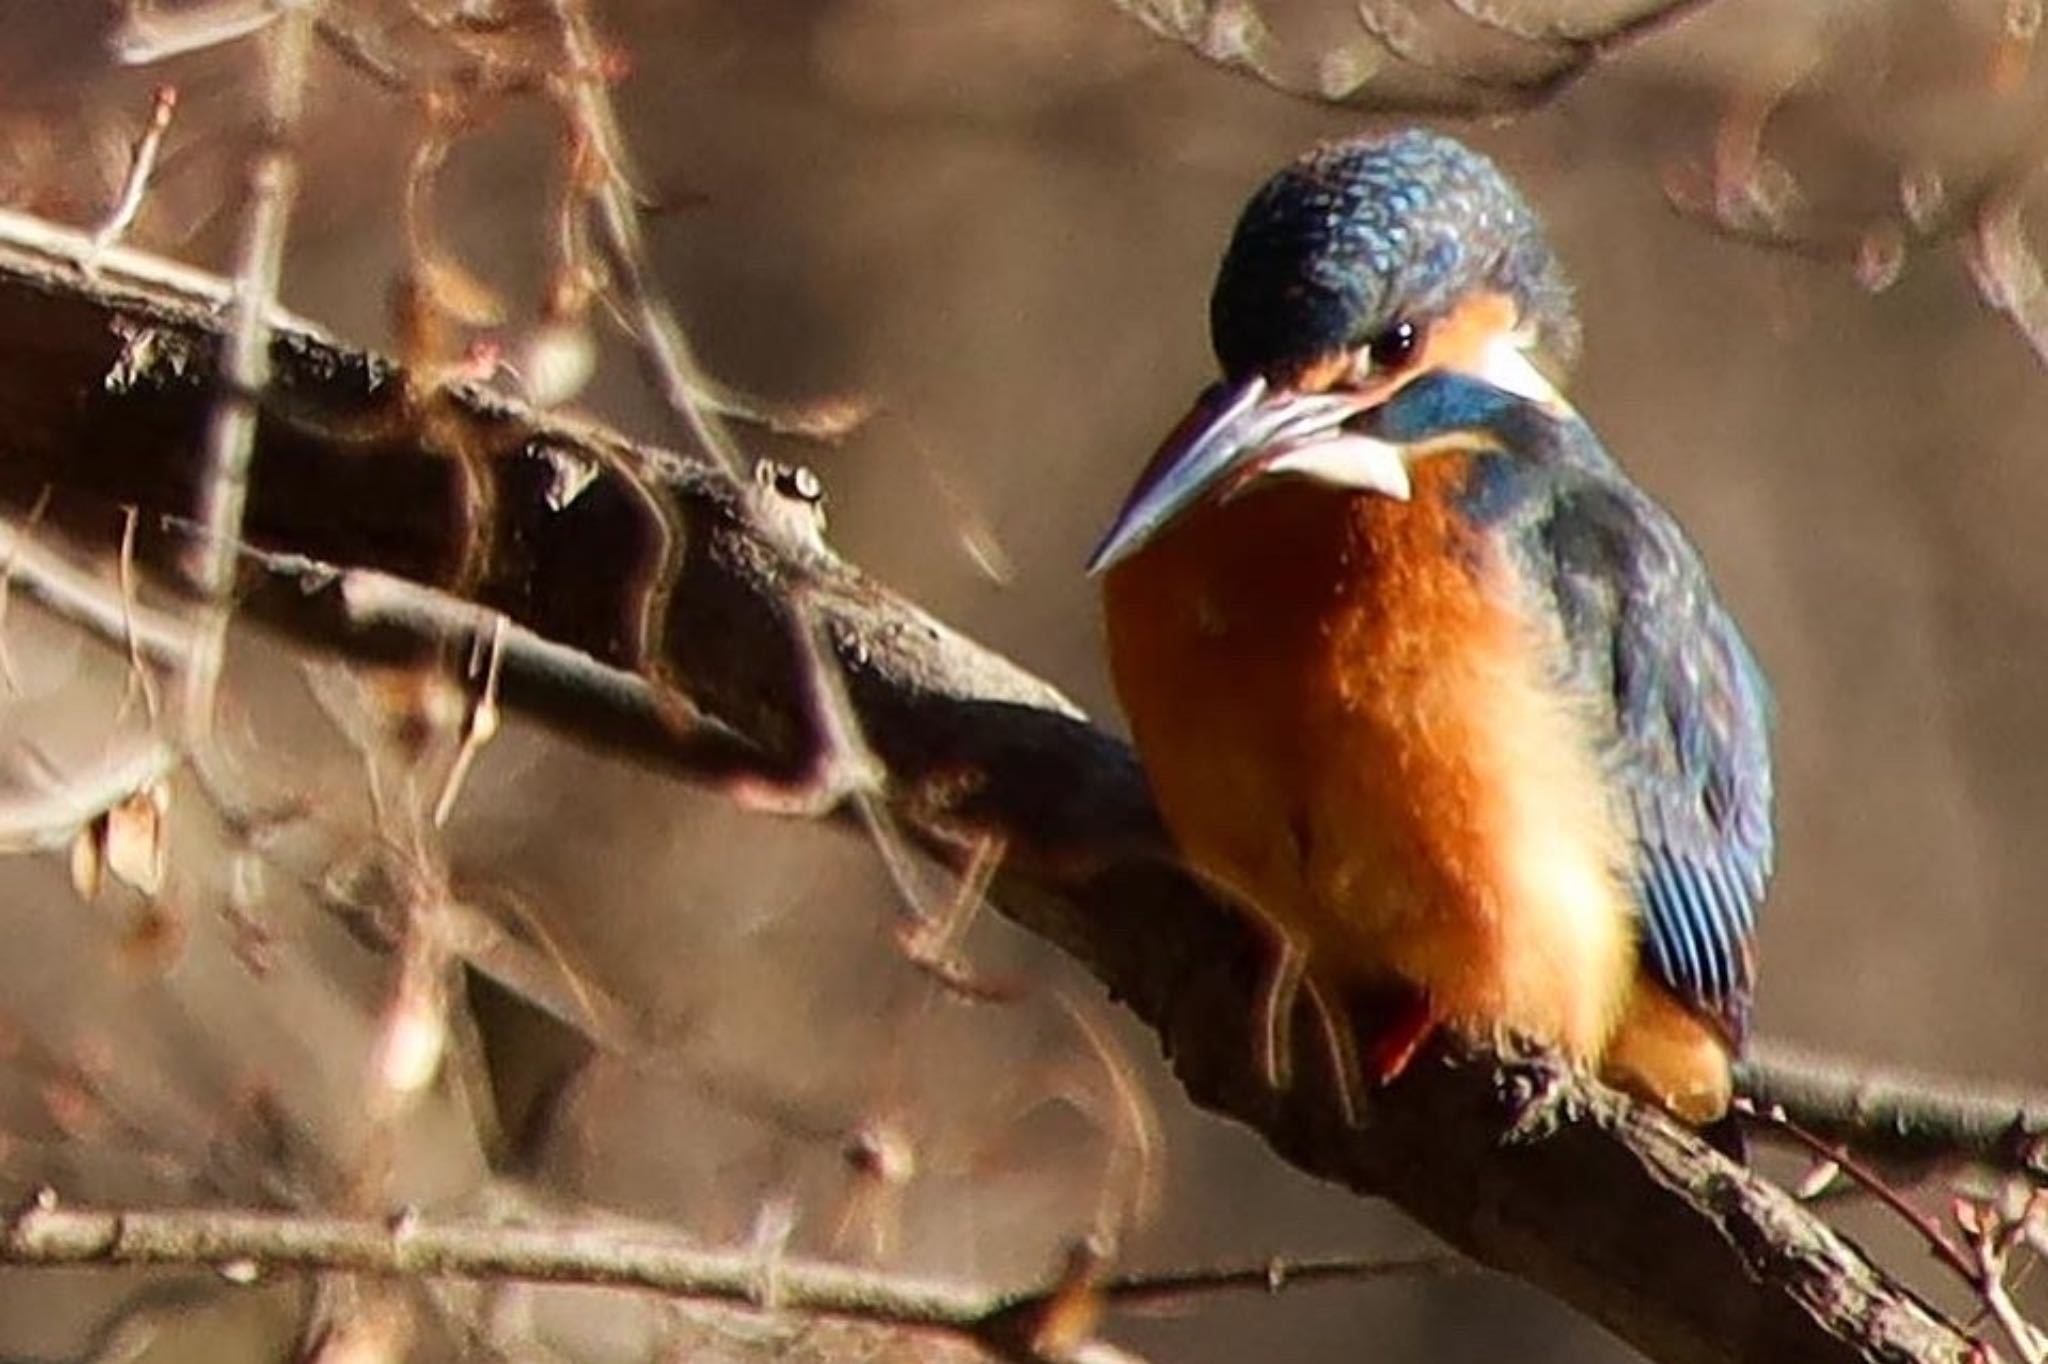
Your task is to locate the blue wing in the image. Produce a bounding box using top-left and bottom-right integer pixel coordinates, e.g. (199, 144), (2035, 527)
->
(1377, 371), (1775, 1042)
(1526, 463), (1775, 1044)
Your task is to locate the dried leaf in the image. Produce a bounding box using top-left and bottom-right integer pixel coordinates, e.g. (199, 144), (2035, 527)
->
(104, 780), (169, 896)
(69, 818), (104, 902)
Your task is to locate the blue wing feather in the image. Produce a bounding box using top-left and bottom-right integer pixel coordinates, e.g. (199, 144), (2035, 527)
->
(1528, 449), (1774, 1043)
(1373, 372), (1775, 1042)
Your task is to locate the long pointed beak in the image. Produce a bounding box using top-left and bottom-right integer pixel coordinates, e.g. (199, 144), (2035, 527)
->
(1085, 375), (1411, 576)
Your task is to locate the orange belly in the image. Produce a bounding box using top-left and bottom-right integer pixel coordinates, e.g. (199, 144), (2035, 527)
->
(1102, 458), (1729, 1115)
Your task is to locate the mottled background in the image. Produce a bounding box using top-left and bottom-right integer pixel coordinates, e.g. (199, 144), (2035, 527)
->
(0, 1), (2043, 1360)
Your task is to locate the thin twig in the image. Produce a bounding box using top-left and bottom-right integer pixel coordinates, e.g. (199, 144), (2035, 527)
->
(1962, 1194), (2048, 1364)
(1055, 991), (1167, 1247)
(1, 1193), (989, 1331)
(0, 1194), (1459, 1362)
(540, 2), (921, 887)
(1095, 1250), (1472, 1305)
(88, 85), (178, 261)
(546, 0), (743, 479)
(180, 9), (310, 752)
(0, 517), (191, 670)
(116, 507), (163, 724)
(1750, 1103), (1985, 1294)
(1120, 0), (1736, 117)
(310, 14), (416, 94)
(431, 615), (506, 828)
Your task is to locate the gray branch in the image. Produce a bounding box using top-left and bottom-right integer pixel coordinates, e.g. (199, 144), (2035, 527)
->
(0, 1193), (1471, 1362)
(1742, 1041), (2048, 1176)
(0, 207), (1993, 1363)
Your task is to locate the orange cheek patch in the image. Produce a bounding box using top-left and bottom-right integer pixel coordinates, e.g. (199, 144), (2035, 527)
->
(1415, 290), (1519, 377)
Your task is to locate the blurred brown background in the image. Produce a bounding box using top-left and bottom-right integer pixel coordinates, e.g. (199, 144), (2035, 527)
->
(0, 1), (2044, 1360)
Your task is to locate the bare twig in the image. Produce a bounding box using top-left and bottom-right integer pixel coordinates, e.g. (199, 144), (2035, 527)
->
(430, 615), (506, 828)
(1750, 1103), (1986, 1294)
(538, 2), (948, 962)
(176, 9), (310, 754)
(116, 507), (164, 724)
(320, 564), (776, 787)
(1097, 1249), (1470, 1304)
(0, 1193), (1458, 1362)
(545, 0), (742, 479)
(0, 1192), (993, 1335)
(0, 516), (190, 670)
(88, 85), (178, 261)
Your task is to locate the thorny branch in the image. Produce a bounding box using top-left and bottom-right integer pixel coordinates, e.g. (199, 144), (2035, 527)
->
(0, 203), (2018, 1363)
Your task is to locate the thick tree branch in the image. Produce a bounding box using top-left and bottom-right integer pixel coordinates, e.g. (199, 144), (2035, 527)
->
(0, 208), (1991, 1363)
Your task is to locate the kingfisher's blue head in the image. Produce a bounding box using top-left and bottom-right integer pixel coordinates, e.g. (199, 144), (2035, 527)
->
(1089, 130), (1582, 575)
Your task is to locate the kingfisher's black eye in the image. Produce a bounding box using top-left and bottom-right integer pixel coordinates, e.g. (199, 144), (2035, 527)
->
(1366, 319), (1420, 373)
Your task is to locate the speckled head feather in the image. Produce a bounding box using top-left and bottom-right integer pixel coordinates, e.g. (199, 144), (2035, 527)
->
(1209, 129), (1581, 383)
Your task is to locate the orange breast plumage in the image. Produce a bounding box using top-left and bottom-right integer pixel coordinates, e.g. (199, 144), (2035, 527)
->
(1103, 455), (1641, 1075)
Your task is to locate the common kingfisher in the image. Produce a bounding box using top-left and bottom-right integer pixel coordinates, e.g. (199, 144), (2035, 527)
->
(1088, 130), (1774, 1125)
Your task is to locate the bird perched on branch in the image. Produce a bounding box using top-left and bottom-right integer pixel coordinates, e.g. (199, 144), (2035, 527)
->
(1088, 130), (1773, 1126)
